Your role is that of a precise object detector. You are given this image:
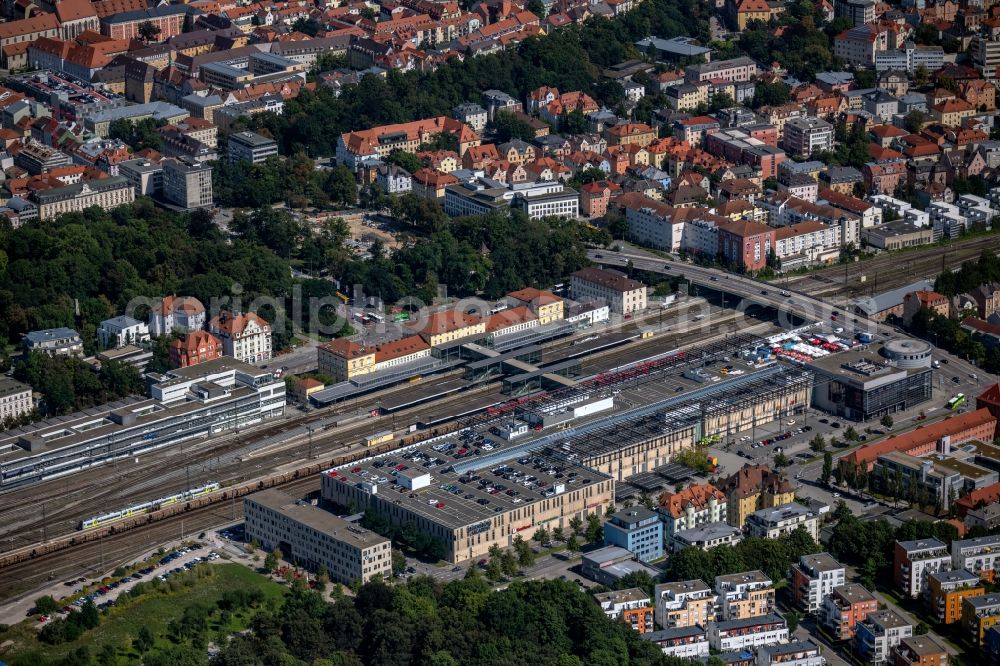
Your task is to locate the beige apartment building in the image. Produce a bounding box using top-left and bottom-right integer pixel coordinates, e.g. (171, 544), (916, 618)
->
(571, 267), (647, 315)
(244, 489), (392, 585)
(715, 570), (777, 620)
(506, 288), (565, 324)
(654, 579), (718, 629)
(162, 157), (213, 210)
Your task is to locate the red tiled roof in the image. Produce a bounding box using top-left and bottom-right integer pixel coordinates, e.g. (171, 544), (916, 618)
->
(845, 408), (997, 467)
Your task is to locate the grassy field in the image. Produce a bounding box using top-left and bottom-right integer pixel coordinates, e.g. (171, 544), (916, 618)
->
(0, 564), (286, 666)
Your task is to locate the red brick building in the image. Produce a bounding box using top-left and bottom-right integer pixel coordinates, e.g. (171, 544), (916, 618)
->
(717, 219), (776, 272)
(169, 330), (223, 368)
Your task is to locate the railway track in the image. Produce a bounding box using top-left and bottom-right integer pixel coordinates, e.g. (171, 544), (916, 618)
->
(0, 316), (726, 549)
(784, 235), (1000, 299)
(0, 310), (763, 602)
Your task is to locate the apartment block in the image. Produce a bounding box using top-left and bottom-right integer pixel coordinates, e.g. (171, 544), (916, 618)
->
(336, 116), (480, 168)
(927, 569), (984, 625)
(23, 327), (83, 357)
(168, 331), (224, 369)
(758, 639), (825, 666)
(97, 315), (150, 349)
(709, 614), (788, 652)
(684, 57), (759, 83)
(791, 552), (847, 614)
(570, 267), (647, 315)
(654, 579), (717, 629)
(892, 636), (948, 666)
(963, 594), (1000, 646)
(822, 583), (879, 640)
(894, 539), (953, 599)
(658, 483), (728, 537)
(952, 535), (1000, 582)
(745, 503), (819, 542)
(854, 610), (914, 665)
(244, 489), (391, 585)
(208, 311), (272, 364)
(593, 588), (655, 633)
(641, 626), (710, 659)
(715, 570), (776, 621)
(784, 117), (834, 157)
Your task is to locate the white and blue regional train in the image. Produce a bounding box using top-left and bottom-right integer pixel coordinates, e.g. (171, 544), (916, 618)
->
(78, 482), (221, 530)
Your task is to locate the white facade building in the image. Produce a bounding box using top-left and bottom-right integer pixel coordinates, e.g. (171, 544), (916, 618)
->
(97, 316), (151, 349)
(745, 503), (819, 542)
(709, 614), (789, 652)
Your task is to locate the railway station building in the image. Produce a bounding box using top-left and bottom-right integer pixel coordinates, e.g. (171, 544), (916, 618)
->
(245, 489), (392, 585)
(0, 358), (285, 488)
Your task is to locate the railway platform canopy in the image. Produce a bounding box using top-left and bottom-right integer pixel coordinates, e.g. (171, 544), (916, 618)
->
(310, 357), (462, 406)
(501, 358), (583, 395)
(463, 345), (543, 382)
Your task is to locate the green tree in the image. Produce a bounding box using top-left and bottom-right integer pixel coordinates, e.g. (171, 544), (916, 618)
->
(784, 610), (800, 633)
(915, 621), (929, 635)
(809, 434), (826, 453)
(264, 548), (282, 573)
(566, 536), (580, 552)
(137, 20), (161, 43)
(532, 526), (550, 544)
(585, 513), (604, 543)
(844, 426), (859, 442)
(135, 625), (154, 654)
(34, 595), (59, 614)
(821, 451), (833, 486)
(552, 527), (566, 542)
(391, 549), (406, 575)
(880, 414), (894, 429)
(569, 515), (584, 535)
(492, 111), (536, 142)
(773, 451), (790, 468)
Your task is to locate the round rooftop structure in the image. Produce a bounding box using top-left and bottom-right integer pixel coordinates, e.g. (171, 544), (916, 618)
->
(881, 338), (933, 369)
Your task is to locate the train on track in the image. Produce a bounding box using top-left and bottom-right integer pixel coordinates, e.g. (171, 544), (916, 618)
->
(79, 482), (221, 530)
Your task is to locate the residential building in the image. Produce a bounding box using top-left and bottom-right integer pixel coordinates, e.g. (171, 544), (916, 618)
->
(101, 4), (200, 41)
(657, 482), (728, 537)
(972, 284), (1000, 320)
(973, 36), (1000, 81)
(791, 553), (847, 614)
(579, 180), (621, 218)
(963, 594), (1000, 646)
(863, 220), (935, 251)
(453, 102), (487, 133)
(709, 614), (789, 652)
(97, 316), (150, 349)
(168, 330), (224, 369)
(892, 635), (948, 666)
(952, 535), (1000, 583)
(670, 522), (743, 551)
(593, 588), (655, 633)
(33, 176), (135, 221)
(715, 570), (776, 621)
(745, 503), (819, 542)
(162, 158), (213, 210)
(570, 267), (647, 315)
(641, 626), (710, 659)
(336, 116), (480, 168)
(23, 328), (83, 357)
(244, 488), (391, 585)
(604, 506), (664, 562)
(854, 609), (914, 665)
(758, 640), (825, 666)
(376, 165), (413, 194)
(894, 539), (952, 599)
(718, 219), (776, 273)
(902, 290), (951, 325)
(784, 117), (834, 156)
(927, 569), (984, 625)
(654, 580), (717, 629)
(835, 0), (875, 25)
(716, 464), (796, 528)
(209, 311), (272, 364)
(821, 584), (879, 640)
(0, 376), (33, 423)
(684, 57), (758, 83)
(148, 295), (206, 337)
(834, 25), (887, 66)
(227, 131), (279, 164)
